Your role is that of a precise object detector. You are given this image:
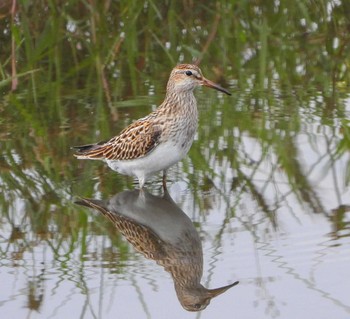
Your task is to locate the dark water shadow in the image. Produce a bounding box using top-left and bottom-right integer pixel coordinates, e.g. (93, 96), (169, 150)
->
(76, 188), (238, 312)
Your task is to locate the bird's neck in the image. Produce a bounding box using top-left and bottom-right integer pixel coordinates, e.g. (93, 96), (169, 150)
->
(159, 90), (198, 118)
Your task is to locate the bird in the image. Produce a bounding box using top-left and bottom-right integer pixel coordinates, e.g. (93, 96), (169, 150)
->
(73, 64), (231, 188)
(76, 188), (238, 311)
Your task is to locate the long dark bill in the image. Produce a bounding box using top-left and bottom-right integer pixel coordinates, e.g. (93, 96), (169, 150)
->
(202, 77), (231, 95)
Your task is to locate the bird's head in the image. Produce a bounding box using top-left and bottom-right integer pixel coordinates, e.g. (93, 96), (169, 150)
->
(167, 64), (231, 95)
(176, 281), (239, 312)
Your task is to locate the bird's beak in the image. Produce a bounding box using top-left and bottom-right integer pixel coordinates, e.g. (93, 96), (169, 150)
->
(201, 77), (231, 95)
(206, 281), (239, 298)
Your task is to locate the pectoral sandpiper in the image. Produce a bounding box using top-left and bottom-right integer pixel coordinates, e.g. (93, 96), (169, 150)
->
(73, 64), (231, 188)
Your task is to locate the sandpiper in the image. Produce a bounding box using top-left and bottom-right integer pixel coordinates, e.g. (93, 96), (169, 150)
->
(73, 64), (231, 188)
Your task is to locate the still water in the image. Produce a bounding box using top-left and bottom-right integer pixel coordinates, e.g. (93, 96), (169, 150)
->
(1, 1), (350, 319)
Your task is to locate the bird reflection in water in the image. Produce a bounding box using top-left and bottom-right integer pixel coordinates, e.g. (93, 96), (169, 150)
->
(76, 189), (238, 311)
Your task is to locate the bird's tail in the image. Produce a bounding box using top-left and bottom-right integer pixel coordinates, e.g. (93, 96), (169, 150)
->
(72, 143), (105, 159)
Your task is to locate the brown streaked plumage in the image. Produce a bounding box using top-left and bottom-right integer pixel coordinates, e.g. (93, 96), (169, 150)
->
(73, 64), (231, 188)
(76, 189), (238, 311)
(75, 120), (162, 161)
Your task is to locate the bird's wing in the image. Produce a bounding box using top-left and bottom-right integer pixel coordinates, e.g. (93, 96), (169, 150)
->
(74, 119), (163, 161)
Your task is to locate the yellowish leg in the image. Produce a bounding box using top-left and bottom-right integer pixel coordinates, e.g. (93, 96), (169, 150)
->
(162, 170), (167, 191)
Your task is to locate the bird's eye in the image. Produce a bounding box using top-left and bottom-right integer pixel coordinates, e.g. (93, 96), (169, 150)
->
(193, 303), (201, 310)
(185, 70), (193, 76)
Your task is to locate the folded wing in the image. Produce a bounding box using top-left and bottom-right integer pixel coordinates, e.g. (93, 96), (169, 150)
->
(73, 119), (162, 161)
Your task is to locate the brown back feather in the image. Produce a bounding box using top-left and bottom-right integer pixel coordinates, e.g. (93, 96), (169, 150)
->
(74, 119), (162, 161)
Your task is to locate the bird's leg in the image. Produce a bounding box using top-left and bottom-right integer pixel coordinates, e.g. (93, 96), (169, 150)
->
(138, 176), (145, 189)
(138, 187), (146, 200)
(162, 170), (168, 191)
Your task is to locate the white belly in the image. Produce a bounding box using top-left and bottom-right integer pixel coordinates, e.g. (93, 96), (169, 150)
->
(106, 139), (192, 184)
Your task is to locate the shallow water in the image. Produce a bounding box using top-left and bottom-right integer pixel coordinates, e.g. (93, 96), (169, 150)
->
(1, 2), (350, 319)
(1, 86), (350, 318)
